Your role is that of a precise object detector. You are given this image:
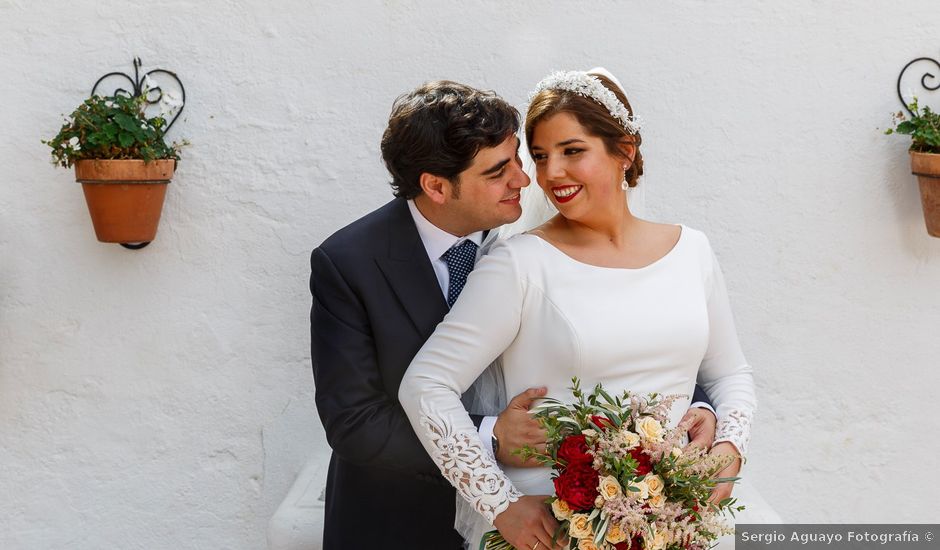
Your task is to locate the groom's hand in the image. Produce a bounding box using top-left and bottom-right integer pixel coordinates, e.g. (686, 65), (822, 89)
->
(493, 387), (548, 467)
(493, 495), (563, 550)
(680, 407), (717, 450)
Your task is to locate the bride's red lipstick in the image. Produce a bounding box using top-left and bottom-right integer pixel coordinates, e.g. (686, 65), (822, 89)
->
(552, 185), (582, 203)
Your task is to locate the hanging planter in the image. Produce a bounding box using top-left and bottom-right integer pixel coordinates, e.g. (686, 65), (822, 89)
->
(889, 58), (940, 238)
(887, 96), (940, 238)
(75, 159), (175, 243)
(42, 58), (187, 249)
(910, 151), (940, 237)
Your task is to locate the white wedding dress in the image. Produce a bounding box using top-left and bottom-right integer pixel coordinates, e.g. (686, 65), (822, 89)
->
(399, 226), (756, 546)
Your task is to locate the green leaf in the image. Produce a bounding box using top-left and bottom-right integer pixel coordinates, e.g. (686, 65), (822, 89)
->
(895, 120), (915, 134)
(118, 131), (135, 148)
(114, 112), (139, 133)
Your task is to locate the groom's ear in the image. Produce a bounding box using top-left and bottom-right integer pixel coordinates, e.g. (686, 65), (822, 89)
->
(419, 172), (451, 205)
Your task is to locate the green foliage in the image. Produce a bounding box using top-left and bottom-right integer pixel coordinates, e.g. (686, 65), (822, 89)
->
(43, 93), (187, 168)
(886, 97), (940, 153)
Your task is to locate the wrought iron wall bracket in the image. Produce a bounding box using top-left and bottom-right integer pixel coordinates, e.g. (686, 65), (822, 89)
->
(90, 57), (185, 250)
(896, 56), (940, 116)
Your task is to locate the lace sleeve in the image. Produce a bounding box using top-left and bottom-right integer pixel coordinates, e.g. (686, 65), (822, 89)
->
(420, 410), (522, 521)
(400, 240), (527, 522)
(697, 238), (757, 458)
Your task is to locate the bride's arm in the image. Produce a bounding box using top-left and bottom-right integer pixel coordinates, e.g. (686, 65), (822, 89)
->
(697, 245), (757, 458)
(399, 241), (525, 522)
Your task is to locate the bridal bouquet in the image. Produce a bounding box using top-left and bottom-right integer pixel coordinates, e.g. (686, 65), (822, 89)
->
(482, 379), (742, 550)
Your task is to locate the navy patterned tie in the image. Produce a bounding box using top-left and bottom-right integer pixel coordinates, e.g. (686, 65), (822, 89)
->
(442, 239), (478, 308)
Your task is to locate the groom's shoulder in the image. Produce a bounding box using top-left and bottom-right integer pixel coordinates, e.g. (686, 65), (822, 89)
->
(315, 199), (402, 258)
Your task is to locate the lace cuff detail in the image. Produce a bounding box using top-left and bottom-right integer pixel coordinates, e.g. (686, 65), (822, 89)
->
(420, 414), (522, 522)
(714, 408), (752, 457)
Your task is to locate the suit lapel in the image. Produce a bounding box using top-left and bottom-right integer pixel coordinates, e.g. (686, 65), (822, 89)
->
(374, 199), (449, 339)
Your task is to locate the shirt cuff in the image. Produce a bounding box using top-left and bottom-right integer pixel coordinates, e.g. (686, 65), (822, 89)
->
(478, 415), (498, 459)
(691, 401), (716, 417)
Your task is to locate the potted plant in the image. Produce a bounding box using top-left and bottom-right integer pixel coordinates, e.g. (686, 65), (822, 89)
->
(886, 97), (940, 237)
(43, 91), (186, 245)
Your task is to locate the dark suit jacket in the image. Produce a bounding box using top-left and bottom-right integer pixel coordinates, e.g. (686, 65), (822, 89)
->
(311, 198), (466, 549)
(310, 198), (714, 549)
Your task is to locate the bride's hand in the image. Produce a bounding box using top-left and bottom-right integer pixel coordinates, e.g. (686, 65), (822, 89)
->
(492, 495), (564, 550)
(707, 441), (742, 504)
(493, 387), (548, 467)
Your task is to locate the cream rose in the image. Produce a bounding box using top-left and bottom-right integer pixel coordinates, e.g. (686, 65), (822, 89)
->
(644, 474), (664, 496)
(616, 430), (640, 449)
(636, 417), (664, 442)
(605, 522), (628, 544)
(671, 446), (683, 458)
(598, 475), (623, 501)
(568, 513), (593, 539)
(627, 479), (649, 500)
(577, 539), (600, 550)
(551, 498), (572, 520)
(648, 494), (666, 509)
(645, 527), (669, 550)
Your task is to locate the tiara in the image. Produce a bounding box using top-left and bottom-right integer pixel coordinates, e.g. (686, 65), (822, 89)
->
(529, 70), (642, 134)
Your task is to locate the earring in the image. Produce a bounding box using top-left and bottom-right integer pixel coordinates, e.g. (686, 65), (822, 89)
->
(620, 165), (629, 190)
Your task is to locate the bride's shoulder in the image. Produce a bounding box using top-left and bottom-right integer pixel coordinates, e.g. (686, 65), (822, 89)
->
(480, 231), (555, 274)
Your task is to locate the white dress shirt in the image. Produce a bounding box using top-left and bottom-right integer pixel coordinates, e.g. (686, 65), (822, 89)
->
(407, 200), (484, 301)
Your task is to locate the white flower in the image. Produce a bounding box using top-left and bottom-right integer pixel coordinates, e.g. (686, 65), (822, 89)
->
(671, 447), (682, 458)
(581, 428), (598, 439)
(158, 90), (183, 118)
(68, 136), (79, 147)
(142, 74), (157, 93)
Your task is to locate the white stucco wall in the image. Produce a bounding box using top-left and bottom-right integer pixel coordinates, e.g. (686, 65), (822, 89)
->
(2, 1), (938, 548)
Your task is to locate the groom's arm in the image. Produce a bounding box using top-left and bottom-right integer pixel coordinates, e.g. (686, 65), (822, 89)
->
(310, 247), (441, 477)
(691, 384), (715, 414)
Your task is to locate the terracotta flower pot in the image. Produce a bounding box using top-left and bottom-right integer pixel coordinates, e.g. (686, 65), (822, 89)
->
(910, 151), (940, 238)
(74, 159), (175, 243)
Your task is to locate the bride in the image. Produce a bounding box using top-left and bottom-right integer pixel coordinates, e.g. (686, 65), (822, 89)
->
(399, 68), (756, 550)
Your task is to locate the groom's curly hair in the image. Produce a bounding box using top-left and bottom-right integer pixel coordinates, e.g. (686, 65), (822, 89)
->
(381, 81), (520, 199)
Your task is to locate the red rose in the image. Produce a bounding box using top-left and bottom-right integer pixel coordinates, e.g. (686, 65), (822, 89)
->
(553, 462), (599, 511)
(590, 414), (615, 431)
(557, 434), (592, 465)
(630, 447), (652, 476)
(614, 535), (643, 550)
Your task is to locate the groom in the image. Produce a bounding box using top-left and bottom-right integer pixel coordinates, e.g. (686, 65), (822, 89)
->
(310, 81), (716, 549)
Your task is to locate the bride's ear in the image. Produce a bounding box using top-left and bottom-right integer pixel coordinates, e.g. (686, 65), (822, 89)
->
(419, 172), (450, 205)
(617, 138), (636, 165)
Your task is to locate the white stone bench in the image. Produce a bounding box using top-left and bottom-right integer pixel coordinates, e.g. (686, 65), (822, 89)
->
(267, 459), (326, 550)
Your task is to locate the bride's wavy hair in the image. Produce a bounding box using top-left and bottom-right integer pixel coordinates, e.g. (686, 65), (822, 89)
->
(382, 81), (520, 199)
(525, 73), (644, 188)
